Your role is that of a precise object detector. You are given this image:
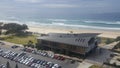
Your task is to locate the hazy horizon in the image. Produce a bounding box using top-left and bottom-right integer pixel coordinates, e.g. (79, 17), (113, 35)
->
(0, 0), (120, 21)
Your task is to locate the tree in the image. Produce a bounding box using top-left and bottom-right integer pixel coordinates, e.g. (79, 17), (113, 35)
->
(23, 44), (27, 48)
(0, 22), (3, 35)
(28, 40), (33, 45)
(3, 23), (28, 35)
(28, 40), (33, 47)
(6, 61), (10, 68)
(25, 40), (35, 48)
(15, 64), (18, 68)
(35, 43), (42, 50)
(22, 24), (28, 30)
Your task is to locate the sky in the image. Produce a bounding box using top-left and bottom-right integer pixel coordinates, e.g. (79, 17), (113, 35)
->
(0, 0), (120, 20)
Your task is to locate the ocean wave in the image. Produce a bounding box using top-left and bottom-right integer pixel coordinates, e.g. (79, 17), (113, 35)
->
(52, 22), (65, 25)
(84, 20), (120, 25)
(0, 19), (120, 30)
(0, 20), (21, 24)
(60, 24), (120, 30)
(47, 22), (120, 30)
(7, 16), (18, 20)
(116, 21), (120, 24)
(0, 20), (42, 25)
(48, 19), (68, 22)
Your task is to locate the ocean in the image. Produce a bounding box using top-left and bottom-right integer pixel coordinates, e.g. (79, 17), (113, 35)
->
(0, 16), (120, 31)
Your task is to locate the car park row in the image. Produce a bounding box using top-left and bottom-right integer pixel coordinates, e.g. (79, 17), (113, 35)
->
(0, 64), (6, 68)
(0, 48), (62, 68)
(21, 48), (66, 61)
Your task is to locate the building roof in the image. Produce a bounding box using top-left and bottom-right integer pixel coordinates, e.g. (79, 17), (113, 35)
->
(38, 33), (100, 47)
(48, 33), (100, 37)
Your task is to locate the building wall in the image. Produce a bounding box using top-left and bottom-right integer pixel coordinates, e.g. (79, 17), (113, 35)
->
(37, 39), (87, 55)
(37, 33), (100, 57)
(86, 37), (98, 52)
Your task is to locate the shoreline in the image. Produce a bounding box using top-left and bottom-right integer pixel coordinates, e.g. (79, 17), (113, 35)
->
(1, 22), (120, 38)
(27, 26), (120, 39)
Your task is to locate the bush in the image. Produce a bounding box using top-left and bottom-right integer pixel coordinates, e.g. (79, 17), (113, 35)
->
(114, 41), (120, 49)
(105, 38), (114, 44)
(89, 65), (101, 68)
(115, 36), (120, 41)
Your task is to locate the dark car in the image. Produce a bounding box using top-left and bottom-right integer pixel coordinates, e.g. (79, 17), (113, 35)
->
(0, 42), (5, 45)
(11, 45), (19, 49)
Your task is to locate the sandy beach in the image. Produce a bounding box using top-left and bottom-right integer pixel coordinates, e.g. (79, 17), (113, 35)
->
(27, 26), (120, 38)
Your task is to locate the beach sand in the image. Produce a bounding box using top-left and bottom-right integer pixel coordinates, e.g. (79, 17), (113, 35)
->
(27, 26), (120, 38)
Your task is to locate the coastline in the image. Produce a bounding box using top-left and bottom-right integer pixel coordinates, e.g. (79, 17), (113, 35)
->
(1, 21), (120, 38)
(27, 25), (120, 39)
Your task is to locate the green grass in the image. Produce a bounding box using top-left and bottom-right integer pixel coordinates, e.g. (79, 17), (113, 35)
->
(89, 65), (102, 68)
(100, 37), (115, 44)
(2, 35), (37, 45)
(0, 35), (115, 46)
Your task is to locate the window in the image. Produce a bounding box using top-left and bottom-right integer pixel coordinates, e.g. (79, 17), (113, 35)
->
(75, 38), (85, 42)
(42, 40), (48, 45)
(67, 45), (77, 50)
(51, 42), (59, 47)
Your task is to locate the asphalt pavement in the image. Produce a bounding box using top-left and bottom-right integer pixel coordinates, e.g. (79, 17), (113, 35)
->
(0, 41), (83, 68)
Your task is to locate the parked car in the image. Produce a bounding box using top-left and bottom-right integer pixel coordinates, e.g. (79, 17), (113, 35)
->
(0, 48), (62, 68)
(0, 64), (6, 68)
(11, 45), (19, 49)
(0, 42), (5, 45)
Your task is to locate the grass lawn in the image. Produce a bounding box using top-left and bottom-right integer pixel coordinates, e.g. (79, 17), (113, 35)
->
(1, 35), (37, 45)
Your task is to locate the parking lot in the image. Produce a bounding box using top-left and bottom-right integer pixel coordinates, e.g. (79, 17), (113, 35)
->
(0, 41), (90, 68)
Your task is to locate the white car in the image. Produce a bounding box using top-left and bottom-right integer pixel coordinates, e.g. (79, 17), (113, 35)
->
(52, 64), (61, 68)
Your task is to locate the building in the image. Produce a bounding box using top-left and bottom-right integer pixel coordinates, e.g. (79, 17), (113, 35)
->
(37, 33), (100, 57)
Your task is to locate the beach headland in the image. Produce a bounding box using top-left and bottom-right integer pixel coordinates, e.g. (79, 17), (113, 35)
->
(28, 26), (120, 39)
